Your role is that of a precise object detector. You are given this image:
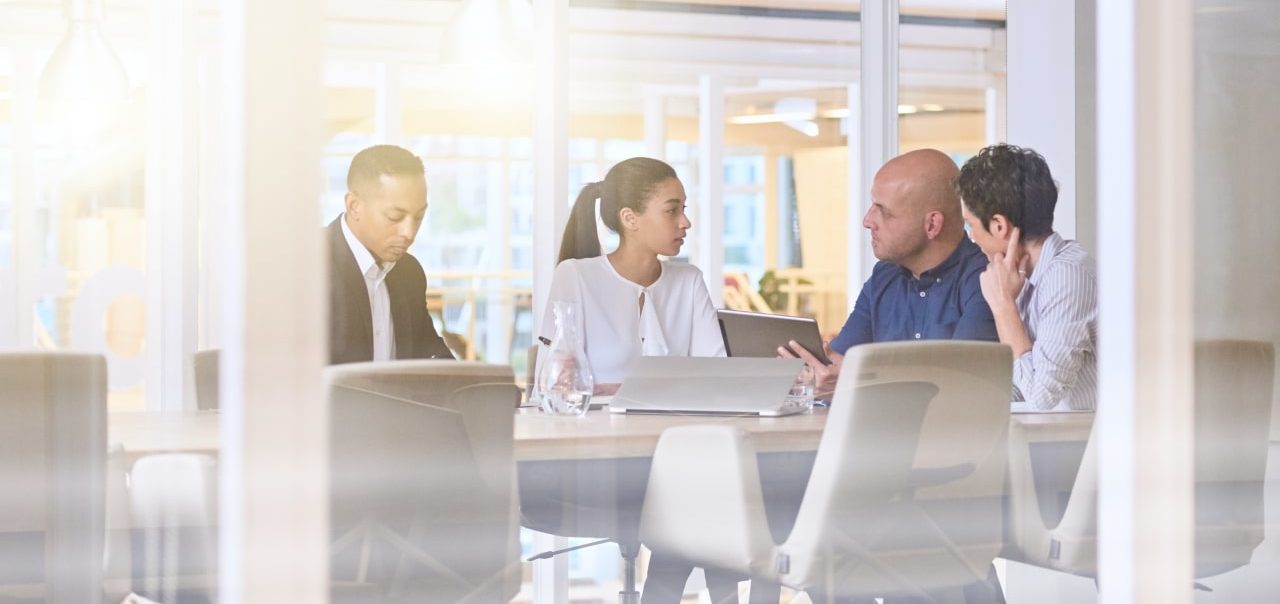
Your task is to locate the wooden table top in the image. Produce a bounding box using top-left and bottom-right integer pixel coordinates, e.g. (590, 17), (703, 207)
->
(108, 407), (1093, 463)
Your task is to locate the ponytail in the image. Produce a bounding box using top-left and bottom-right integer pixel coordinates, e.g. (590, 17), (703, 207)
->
(558, 182), (603, 263)
(556, 158), (679, 264)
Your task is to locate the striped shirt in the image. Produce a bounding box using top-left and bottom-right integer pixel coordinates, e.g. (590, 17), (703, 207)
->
(1014, 232), (1098, 410)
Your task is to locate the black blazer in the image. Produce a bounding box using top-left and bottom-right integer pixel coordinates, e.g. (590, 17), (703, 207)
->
(327, 217), (455, 364)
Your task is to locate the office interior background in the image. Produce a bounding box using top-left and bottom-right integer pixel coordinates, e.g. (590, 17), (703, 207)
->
(1, 0), (1279, 602)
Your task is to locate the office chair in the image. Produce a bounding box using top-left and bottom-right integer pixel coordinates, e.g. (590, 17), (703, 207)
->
(1004, 339), (1275, 583)
(129, 453), (219, 604)
(520, 343), (653, 603)
(192, 350), (220, 411)
(0, 352), (108, 603)
(327, 360), (522, 603)
(103, 445), (134, 603)
(639, 341), (1013, 603)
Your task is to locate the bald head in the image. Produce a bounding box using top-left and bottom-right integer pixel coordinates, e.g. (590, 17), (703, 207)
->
(863, 148), (967, 276)
(873, 149), (963, 233)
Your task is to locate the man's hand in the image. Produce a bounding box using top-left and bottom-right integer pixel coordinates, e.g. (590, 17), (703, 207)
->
(979, 226), (1029, 311)
(779, 340), (843, 400)
(594, 383), (620, 396)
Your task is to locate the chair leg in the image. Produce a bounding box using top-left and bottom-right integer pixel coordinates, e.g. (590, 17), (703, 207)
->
(964, 562), (1006, 604)
(705, 568), (741, 604)
(805, 589), (875, 604)
(619, 540), (641, 604)
(748, 579), (782, 604)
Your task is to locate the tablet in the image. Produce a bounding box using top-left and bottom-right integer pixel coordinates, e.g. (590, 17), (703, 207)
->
(717, 309), (832, 366)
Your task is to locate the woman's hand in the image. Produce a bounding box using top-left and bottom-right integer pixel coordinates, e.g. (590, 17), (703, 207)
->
(979, 226), (1029, 312)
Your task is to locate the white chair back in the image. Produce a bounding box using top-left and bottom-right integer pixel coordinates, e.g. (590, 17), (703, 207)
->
(192, 350), (220, 411)
(326, 360), (521, 602)
(1007, 339), (1275, 580)
(780, 341), (1012, 597)
(0, 352), (107, 603)
(1193, 340), (1274, 575)
(129, 453), (219, 602)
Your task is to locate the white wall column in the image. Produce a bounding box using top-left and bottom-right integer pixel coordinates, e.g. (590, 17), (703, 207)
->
(4, 42), (36, 348)
(643, 88), (666, 160)
(145, 0), (199, 411)
(1007, 0), (1094, 240)
(218, 0), (327, 600)
(1096, 0), (1194, 602)
(531, 0), (571, 600)
(984, 83), (1006, 145)
(1074, 0), (1097, 253)
(696, 74), (725, 306)
(198, 51), (223, 350)
(857, 0), (898, 285)
(375, 61), (402, 145)
(532, 0), (569, 326)
(844, 82), (861, 313)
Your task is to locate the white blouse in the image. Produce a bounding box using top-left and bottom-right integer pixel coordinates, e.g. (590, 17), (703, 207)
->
(538, 255), (726, 384)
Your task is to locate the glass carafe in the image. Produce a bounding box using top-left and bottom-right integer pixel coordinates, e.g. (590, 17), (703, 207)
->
(536, 301), (595, 416)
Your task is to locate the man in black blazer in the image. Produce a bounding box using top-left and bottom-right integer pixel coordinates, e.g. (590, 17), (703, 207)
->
(328, 145), (454, 364)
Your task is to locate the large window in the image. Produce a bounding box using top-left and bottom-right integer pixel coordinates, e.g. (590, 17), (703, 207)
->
(723, 152), (766, 281)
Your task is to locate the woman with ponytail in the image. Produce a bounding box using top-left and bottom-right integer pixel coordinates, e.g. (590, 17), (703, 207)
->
(541, 157), (725, 389)
(538, 157), (743, 604)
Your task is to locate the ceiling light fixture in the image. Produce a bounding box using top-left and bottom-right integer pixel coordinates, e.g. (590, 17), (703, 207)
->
(39, 0), (128, 99)
(38, 0), (129, 135)
(441, 0), (534, 65)
(727, 111), (818, 125)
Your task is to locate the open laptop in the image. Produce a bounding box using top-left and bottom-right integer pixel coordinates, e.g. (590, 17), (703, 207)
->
(718, 309), (832, 365)
(608, 356), (807, 416)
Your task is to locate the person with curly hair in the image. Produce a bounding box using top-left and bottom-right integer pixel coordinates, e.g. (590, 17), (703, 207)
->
(957, 143), (1098, 411)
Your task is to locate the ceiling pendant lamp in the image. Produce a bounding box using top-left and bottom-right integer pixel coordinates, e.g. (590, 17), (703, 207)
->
(38, 0), (129, 139)
(441, 0), (535, 65)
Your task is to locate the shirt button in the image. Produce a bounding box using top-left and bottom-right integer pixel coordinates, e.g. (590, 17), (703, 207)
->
(919, 291), (926, 298)
(935, 278), (941, 283)
(914, 333), (921, 339)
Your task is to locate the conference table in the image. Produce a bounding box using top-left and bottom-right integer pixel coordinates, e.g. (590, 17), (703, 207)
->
(107, 406), (1093, 602)
(107, 406), (1093, 462)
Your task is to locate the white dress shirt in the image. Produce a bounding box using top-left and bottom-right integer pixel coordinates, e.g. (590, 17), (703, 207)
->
(539, 255), (725, 384)
(341, 214), (397, 361)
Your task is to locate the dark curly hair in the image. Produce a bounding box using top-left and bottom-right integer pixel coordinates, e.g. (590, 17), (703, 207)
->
(955, 144), (1058, 241)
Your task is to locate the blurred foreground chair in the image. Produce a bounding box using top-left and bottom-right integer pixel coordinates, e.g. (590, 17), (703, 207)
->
(0, 352), (107, 604)
(327, 360), (521, 603)
(1004, 339), (1275, 584)
(639, 341), (1013, 603)
(128, 454), (219, 604)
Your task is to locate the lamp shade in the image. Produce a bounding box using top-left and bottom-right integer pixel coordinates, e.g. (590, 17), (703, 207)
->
(38, 0), (129, 106)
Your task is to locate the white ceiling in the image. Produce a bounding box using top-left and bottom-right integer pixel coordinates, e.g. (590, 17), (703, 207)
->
(0, 0), (1006, 116)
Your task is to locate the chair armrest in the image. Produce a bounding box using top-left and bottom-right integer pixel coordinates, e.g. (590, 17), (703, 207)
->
(639, 425), (778, 578)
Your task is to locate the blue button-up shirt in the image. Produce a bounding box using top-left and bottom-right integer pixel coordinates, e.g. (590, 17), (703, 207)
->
(829, 237), (997, 354)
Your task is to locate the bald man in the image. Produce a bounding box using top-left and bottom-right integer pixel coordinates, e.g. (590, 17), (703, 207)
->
(782, 149), (997, 397)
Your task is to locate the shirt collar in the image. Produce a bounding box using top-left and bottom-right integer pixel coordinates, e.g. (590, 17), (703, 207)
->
(1027, 232), (1064, 289)
(901, 237), (977, 285)
(340, 213), (395, 278)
